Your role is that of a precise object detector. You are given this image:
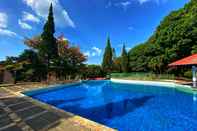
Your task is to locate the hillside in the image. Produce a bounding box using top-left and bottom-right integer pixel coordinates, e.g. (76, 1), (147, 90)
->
(128, 0), (197, 74)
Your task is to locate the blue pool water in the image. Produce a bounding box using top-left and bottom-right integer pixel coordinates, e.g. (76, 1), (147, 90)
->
(24, 80), (197, 131)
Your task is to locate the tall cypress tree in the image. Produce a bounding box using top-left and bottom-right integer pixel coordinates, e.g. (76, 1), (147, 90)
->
(40, 3), (57, 67)
(112, 48), (116, 61)
(102, 37), (113, 73)
(121, 44), (129, 73)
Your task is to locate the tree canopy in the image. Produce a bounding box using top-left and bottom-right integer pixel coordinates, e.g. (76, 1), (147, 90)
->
(40, 3), (58, 65)
(128, 0), (197, 74)
(0, 3), (86, 83)
(121, 44), (129, 73)
(102, 37), (113, 73)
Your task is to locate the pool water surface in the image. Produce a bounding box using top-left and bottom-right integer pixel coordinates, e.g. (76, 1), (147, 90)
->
(24, 80), (197, 131)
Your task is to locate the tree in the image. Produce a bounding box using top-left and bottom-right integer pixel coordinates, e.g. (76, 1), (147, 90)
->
(121, 44), (129, 73)
(192, 45), (197, 54)
(24, 4), (57, 79)
(83, 65), (105, 78)
(24, 36), (42, 49)
(0, 4), (88, 83)
(112, 48), (116, 61)
(18, 50), (47, 81)
(128, 0), (197, 74)
(148, 55), (165, 74)
(102, 37), (113, 73)
(113, 57), (122, 73)
(40, 3), (58, 68)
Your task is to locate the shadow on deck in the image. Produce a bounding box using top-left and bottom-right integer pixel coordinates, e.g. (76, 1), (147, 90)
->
(0, 96), (74, 131)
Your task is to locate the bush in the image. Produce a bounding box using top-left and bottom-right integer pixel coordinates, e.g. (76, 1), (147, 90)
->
(111, 72), (175, 80)
(184, 71), (192, 78)
(83, 65), (106, 78)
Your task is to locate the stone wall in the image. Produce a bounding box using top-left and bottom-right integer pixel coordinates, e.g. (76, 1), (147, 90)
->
(3, 70), (14, 84)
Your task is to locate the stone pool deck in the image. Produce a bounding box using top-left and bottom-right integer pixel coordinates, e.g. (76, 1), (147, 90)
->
(0, 83), (115, 131)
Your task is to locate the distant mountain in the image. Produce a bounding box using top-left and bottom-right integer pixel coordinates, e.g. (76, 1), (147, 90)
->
(128, 0), (197, 73)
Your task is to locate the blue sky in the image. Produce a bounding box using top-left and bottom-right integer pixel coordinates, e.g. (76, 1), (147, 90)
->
(0, 0), (189, 64)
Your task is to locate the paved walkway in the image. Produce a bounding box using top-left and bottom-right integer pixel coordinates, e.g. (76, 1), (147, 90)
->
(0, 85), (114, 131)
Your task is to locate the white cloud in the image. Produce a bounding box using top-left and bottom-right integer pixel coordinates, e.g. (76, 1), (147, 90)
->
(0, 12), (7, 28)
(0, 28), (17, 37)
(22, 11), (40, 23)
(18, 19), (32, 30)
(119, 1), (131, 9)
(62, 10), (75, 28)
(84, 46), (102, 58)
(84, 51), (91, 57)
(126, 47), (131, 51)
(23, 0), (75, 28)
(0, 12), (21, 38)
(138, 0), (149, 4)
(106, 0), (167, 8)
(114, 1), (131, 10)
(91, 52), (96, 57)
(137, 0), (167, 4)
(92, 46), (102, 56)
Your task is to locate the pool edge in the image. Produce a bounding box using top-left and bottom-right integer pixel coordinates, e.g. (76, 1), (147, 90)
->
(1, 85), (116, 131)
(111, 78), (197, 94)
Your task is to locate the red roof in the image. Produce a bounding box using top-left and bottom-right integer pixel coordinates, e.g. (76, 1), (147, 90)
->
(169, 54), (197, 66)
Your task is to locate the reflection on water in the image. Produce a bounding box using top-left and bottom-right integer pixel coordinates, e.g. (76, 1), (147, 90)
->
(28, 80), (197, 131)
(83, 81), (110, 97)
(193, 93), (197, 116)
(193, 93), (197, 101)
(106, 102), (113, 118)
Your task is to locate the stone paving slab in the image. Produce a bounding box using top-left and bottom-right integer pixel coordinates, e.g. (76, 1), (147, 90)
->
(0, 86), (115, 131)
(0, 116), (13, 127)
(9, 102), (34, 112)
(3, 98), (28, 106)
(15, 106), (45, 120)
(25, 113), (56, 131)
(2, 125), (23, 131)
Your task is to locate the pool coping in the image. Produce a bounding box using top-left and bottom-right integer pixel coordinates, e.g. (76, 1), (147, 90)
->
(111, 78), (197, 94)
(22, 82), (82, 96)
(1, 83), (116, 131)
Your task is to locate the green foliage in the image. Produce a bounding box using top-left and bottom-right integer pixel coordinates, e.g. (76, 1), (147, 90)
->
(40, 3), (57, 64)
(102, 37), (113, 73)
(112, 48), (116, 60)
(83, 65), (105, 78)
(16, 49), (46, 81)
(112, 57), (122, 73)
(24, 36), (42, 49)
(111, 72), (175, 81)
(128, 0), (197, 74)
(0, 4), (86, 82)
(23, 35), (86, 81)
(121, 44), (129, 73)
(184, 70), (192, 78)
(128, 44), (150, 72)
(192, 45), (197, 54)
(3, 57), (18, 70)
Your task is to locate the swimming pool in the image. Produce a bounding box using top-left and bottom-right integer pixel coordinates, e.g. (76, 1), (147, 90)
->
(24, 80), (197, 131)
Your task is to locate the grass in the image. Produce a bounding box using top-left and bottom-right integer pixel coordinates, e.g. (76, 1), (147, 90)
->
(111, 72), (176, 81)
